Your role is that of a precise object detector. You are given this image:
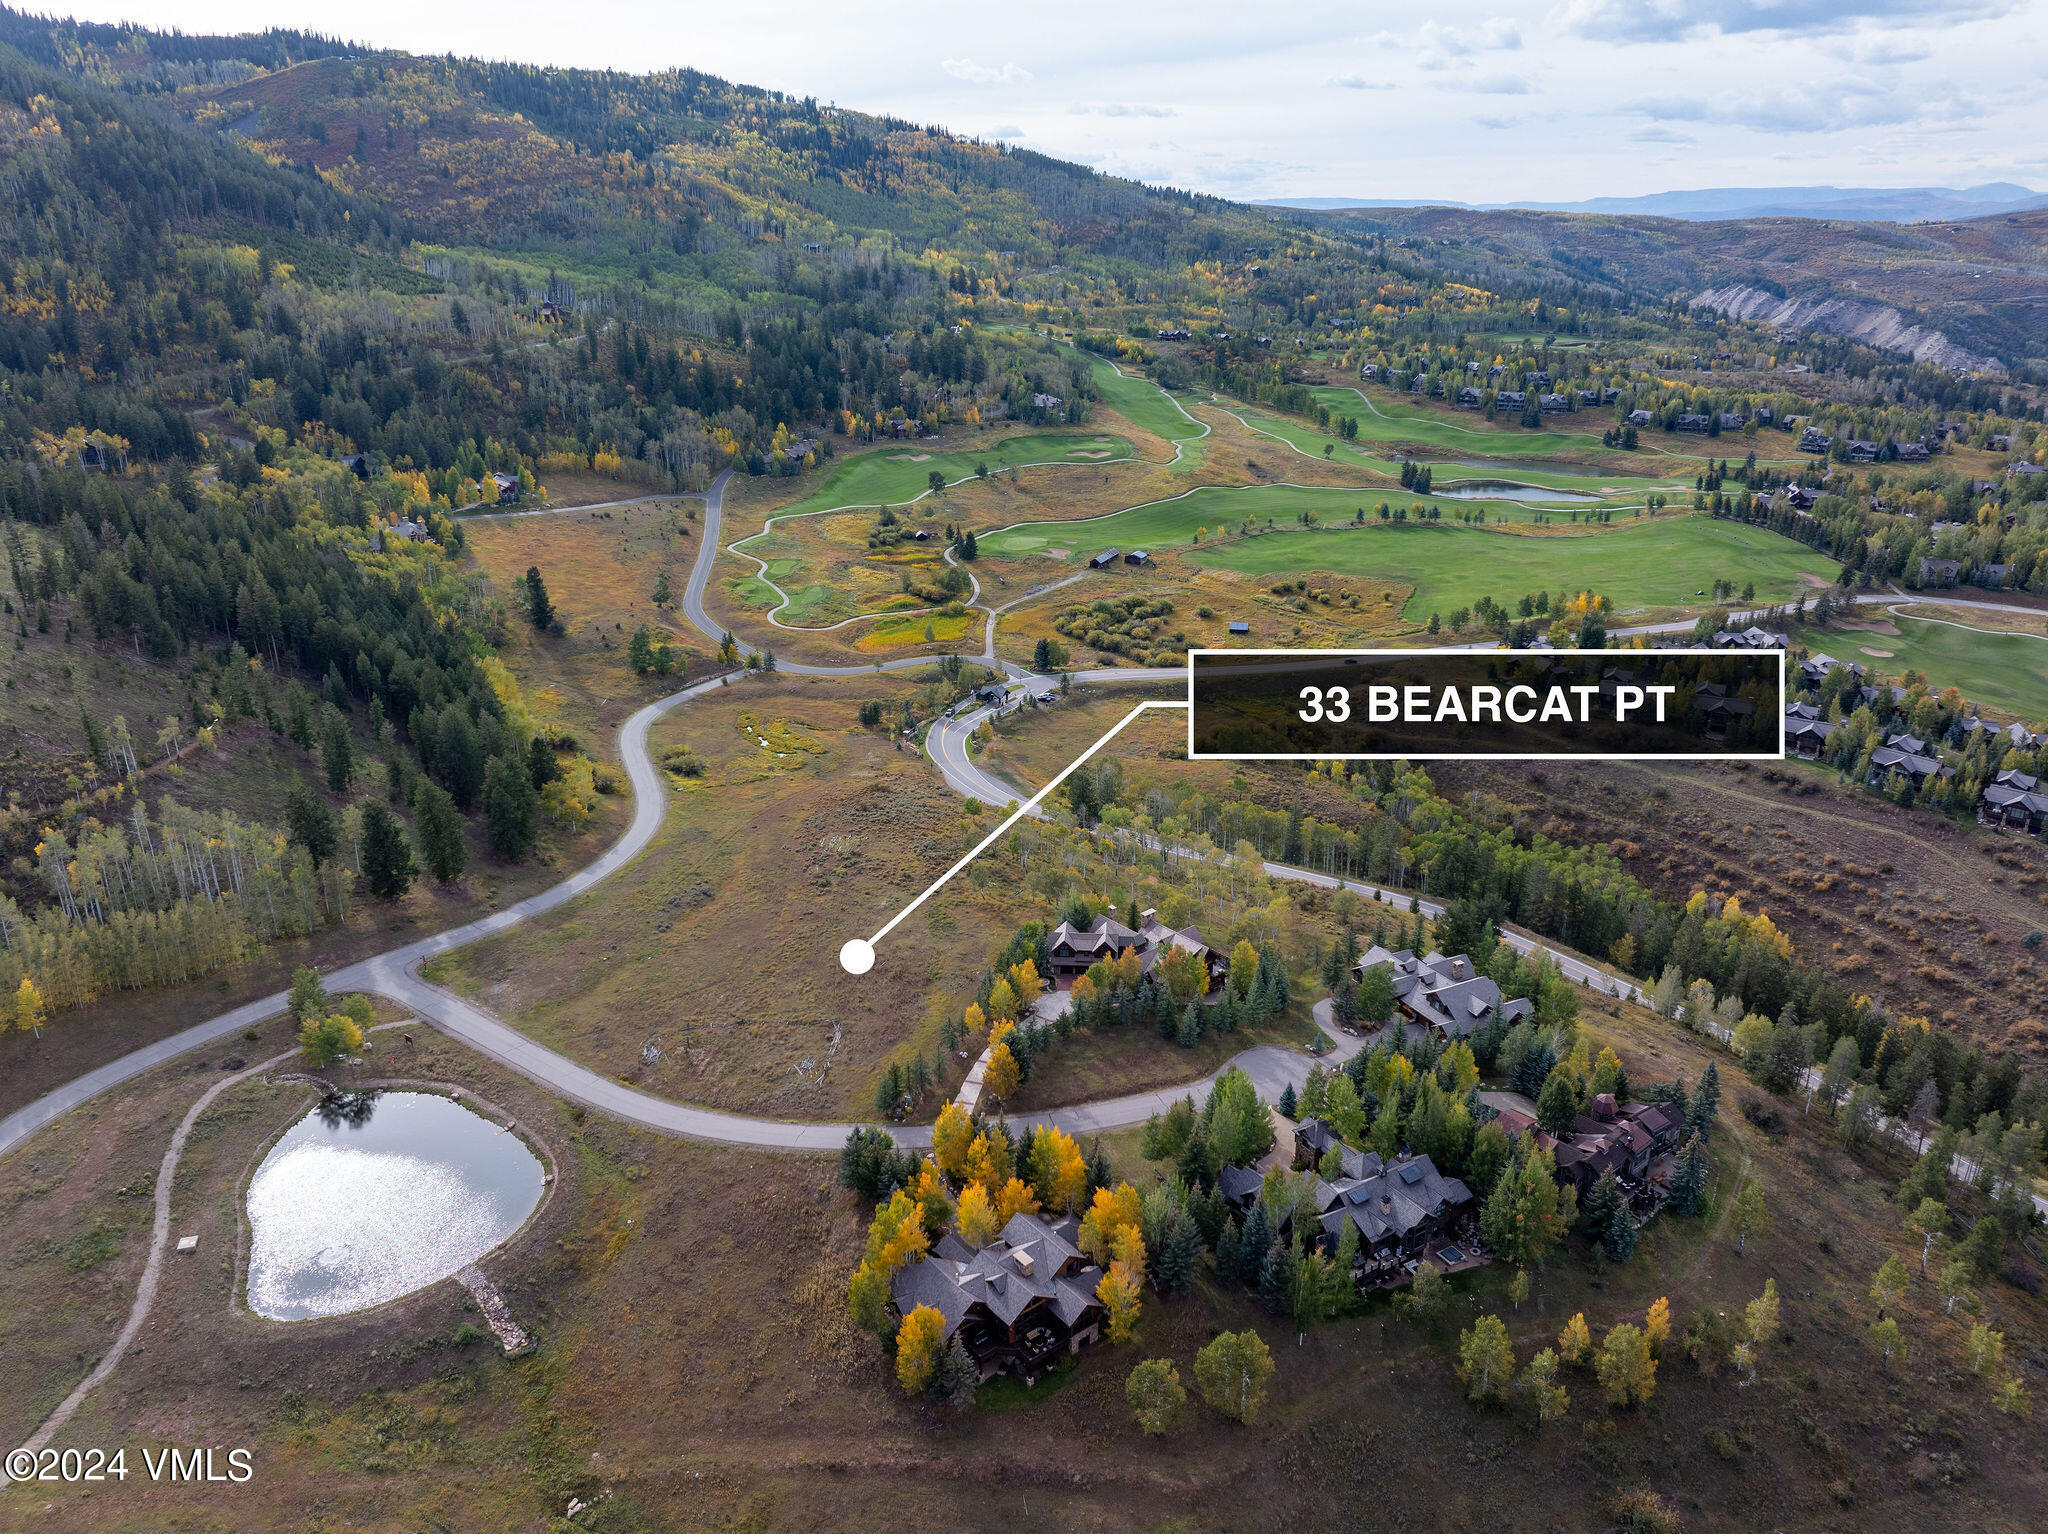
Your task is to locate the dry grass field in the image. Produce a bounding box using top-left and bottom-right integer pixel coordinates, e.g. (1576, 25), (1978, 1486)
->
(1434, 758), (2048, 1055)
(990, 555), (1416, 669)
(6, 985), (2045, 1532)
(422, 674), (1011, 1122)
(463, 499), (717, 748)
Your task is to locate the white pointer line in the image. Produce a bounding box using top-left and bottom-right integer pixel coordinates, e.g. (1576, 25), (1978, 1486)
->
(838, 699), (1190, 974)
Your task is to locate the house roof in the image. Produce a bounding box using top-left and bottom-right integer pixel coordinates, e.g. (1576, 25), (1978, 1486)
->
(1871, 745), (1952, 780)
(1217, 1164), (1264, 1205)
(1295, 1117), (1341, 1157)
(1353, 946), (1512, 1038)
(891, 1212), (1103, 1338)
(1316, 1154), (1472, 1248)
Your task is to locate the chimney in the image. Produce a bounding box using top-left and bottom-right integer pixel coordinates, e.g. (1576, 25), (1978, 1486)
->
(1011, 1248), (1035, 1277)
(1451, 957), (1467, 980)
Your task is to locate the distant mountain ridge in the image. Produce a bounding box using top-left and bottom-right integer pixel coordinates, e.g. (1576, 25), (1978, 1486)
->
(1263, 184), (2048, 225)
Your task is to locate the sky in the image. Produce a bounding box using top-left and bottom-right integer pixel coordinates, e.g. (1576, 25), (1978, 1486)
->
(53, 0), (2048, 203)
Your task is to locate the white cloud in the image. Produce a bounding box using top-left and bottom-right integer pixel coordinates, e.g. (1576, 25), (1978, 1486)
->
(1326, 72), (1393, 90)
(1625, 80), (1960, 133)
(1469, 73), (1533, 94)
(985, 124), (1025, 140)
(940, 57), (1032, 85)
(1069, 102), (1177, 117)
(1561, 0), (2016, 41)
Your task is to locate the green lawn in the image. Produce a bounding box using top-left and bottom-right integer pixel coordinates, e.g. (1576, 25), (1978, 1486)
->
(1813, 613), (2048, 723)
(1314, 384), (1606, 456)
(981, 484), (1673, 562)
(1187, 517), (1840, 621)
(1227, 402), (1692, 497)
(1080, 353), (1208, 468)
(757, 431), (1133, 521)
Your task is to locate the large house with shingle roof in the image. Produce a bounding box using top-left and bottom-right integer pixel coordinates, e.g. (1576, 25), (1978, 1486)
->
(1784, 702), (1837, 759)
(1868, 732), (1954, 790)
(1309, 1151), (1476, 1286)
(889, 1212), (1107, 1381)
(1045, 910), (1225, 989)
(1492, 1093), (1682, 1207)
(1354, 946), (1532, 1040)
(1980, 768), (2048, 836)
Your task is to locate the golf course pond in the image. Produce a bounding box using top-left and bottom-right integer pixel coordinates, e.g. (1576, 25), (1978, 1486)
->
(245, 1090), (544, 1321)
(1434, 480), (1599, 503)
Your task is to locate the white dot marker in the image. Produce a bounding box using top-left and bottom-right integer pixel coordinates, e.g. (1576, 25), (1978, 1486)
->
(839, 938), (876, 976)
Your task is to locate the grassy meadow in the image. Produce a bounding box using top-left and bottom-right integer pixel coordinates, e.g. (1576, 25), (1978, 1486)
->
(749, 431), (1134, 523)
(1188, 516), (1840, 621)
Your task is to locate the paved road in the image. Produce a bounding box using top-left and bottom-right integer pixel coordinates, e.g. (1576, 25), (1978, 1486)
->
(0, 511), (1211, 1162)
(925, 678), (1646, 1008)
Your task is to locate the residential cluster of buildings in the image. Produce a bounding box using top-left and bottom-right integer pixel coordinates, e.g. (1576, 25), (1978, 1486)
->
(1222, 1133), (1482, 1288)
(1981, 768), (2048, 835)
(1485, 1091), (1683, 1205)
(1785, 653), (2047, 830)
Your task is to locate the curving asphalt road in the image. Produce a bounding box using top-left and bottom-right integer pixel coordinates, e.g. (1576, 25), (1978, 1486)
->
(34, 436), (1969, 1170)
(925, 677), (1645, 1006)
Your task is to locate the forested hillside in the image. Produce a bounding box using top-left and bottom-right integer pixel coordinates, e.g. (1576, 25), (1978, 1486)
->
(1, 3), (2041, 1036)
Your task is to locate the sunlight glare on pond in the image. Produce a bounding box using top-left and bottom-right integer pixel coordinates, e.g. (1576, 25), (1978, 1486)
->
(246, 1091), (543, 1321)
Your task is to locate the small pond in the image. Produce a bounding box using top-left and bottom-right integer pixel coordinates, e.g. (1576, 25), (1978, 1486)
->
(246, 1091), (544, 1321)
(1434, 480), (1599, 504)
(1447, 456), (1621, 480)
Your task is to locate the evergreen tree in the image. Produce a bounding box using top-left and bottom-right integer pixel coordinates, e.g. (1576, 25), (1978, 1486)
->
(627, 624), (654, 673)
(1087, 1140), (1113, 1199)
(1898, 1126), (1958, 1210)
(1601, 1201), (1639, 1263)
(1177, 1004), (1201, 1048)
(1215, 1215), (1242, 1278)
(1278, 1082), (1298, 1118)
(524, 565), (556, 630)
(874, 1062), (904, 1117)
(1667, 1132), (1709, 1216)
(433, 707), (487, 809)
(483, 754), (538, 858)
(527, 734), (560, 791)
(1689, 1062), (1722, 1141)
(320, 709), (354, 792)
(1512, 1038), (1558, 1099)
(80, 709), (108, 771)
(1257, 1238), (1289, 1314)
(1158, 1209), (1200, 1295)
(1176, 1117), (1216, 1193)
(1194, 1184), (1227, 1247)
(1581, 1167), (1622, 1240)
(931, 1336), (979, 1411)
(1239, 1203), (1273, 1283)
(285, 786), (339, 866)
(359, 801), (417, 900)
(414, 780), (468, 883)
